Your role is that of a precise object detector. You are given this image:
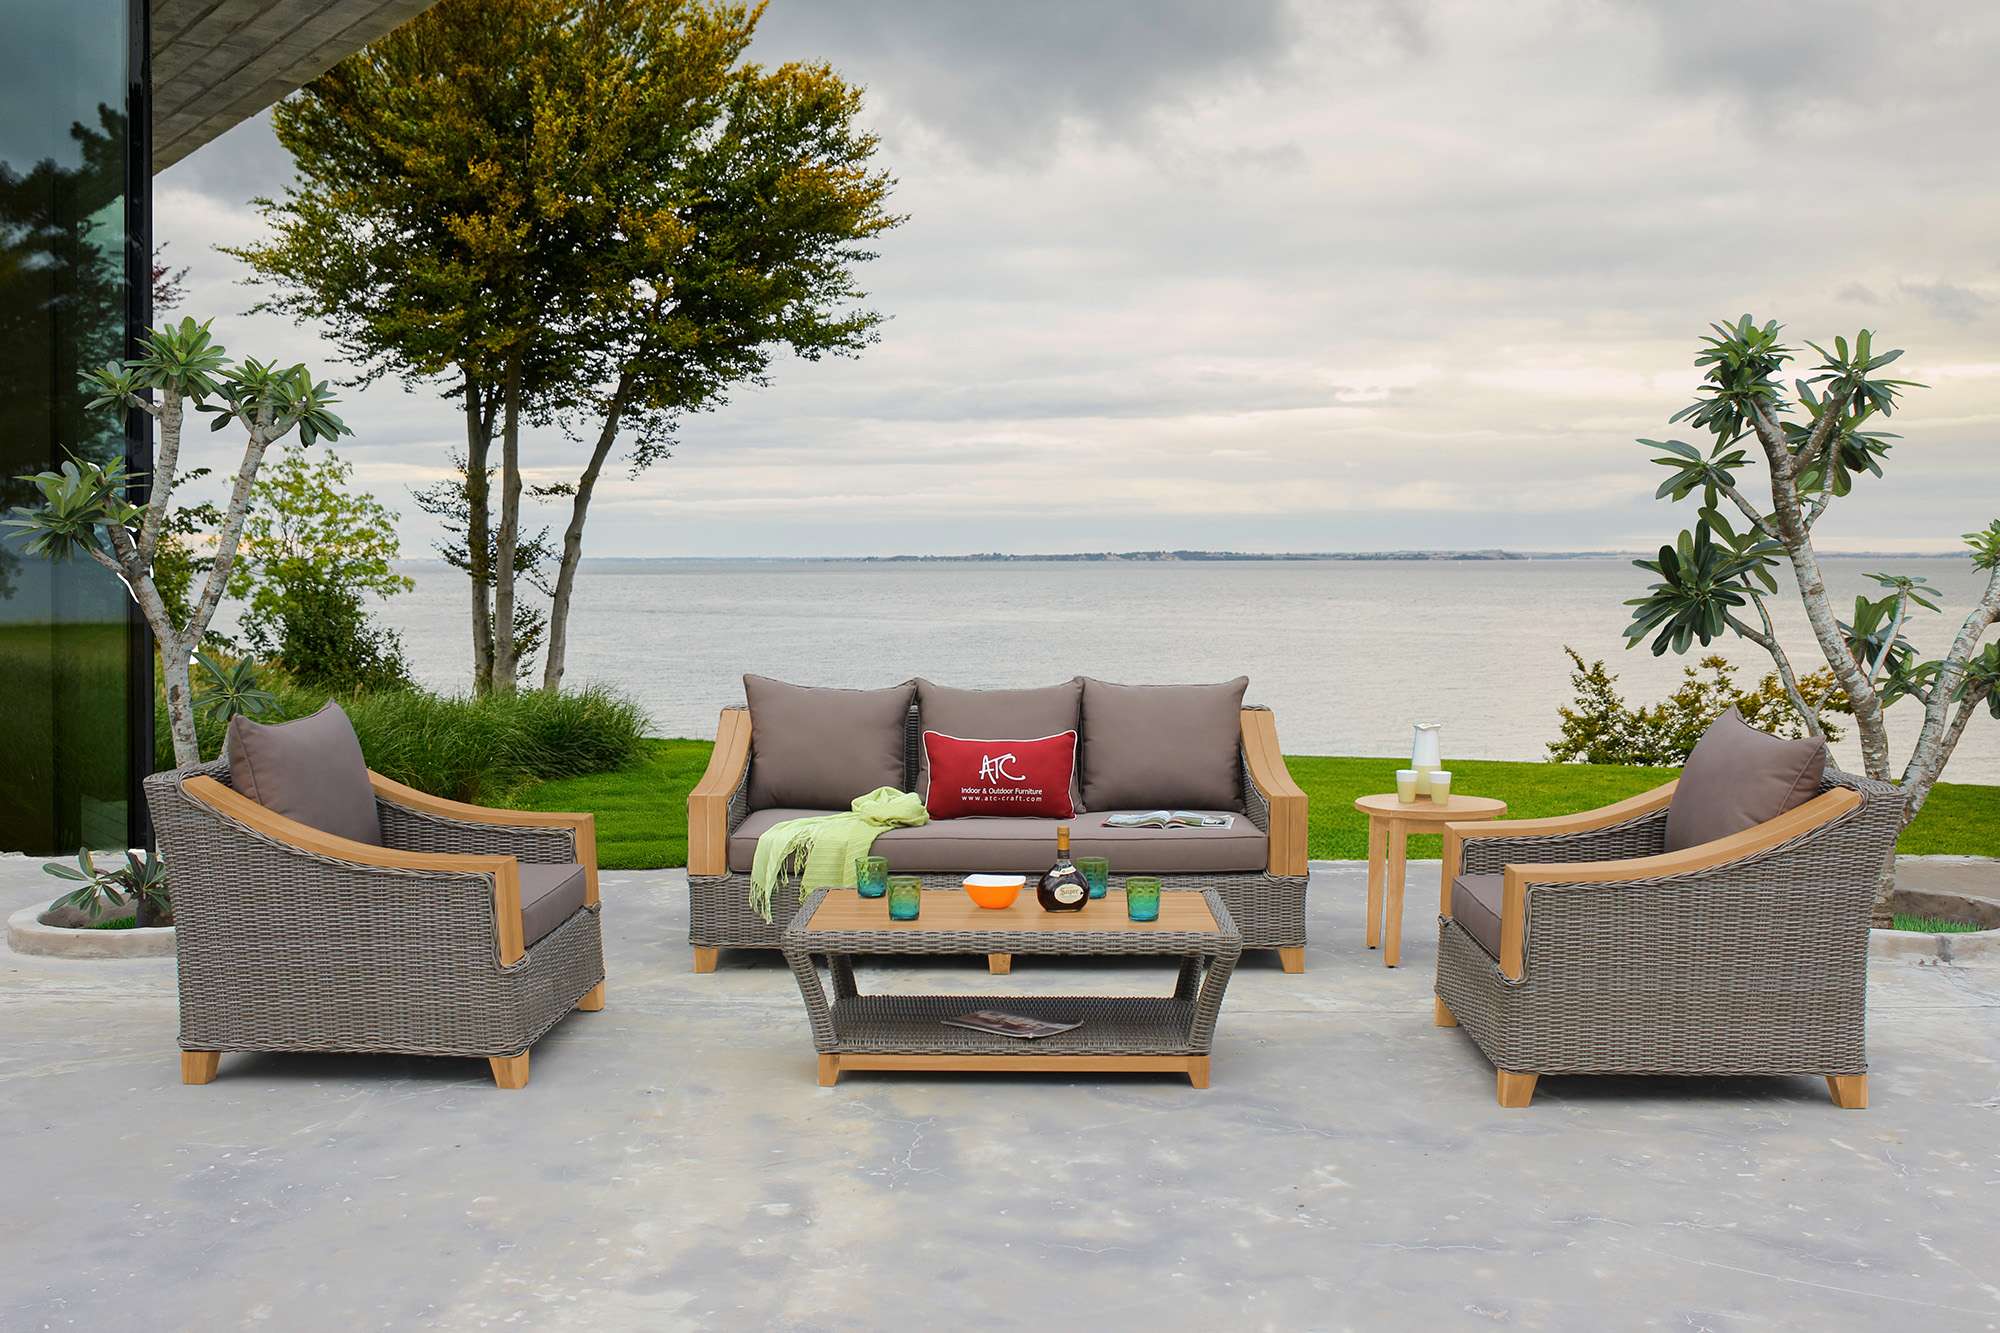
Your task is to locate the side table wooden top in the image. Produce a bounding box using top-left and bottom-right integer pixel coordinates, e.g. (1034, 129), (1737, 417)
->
(1353, 793), (1507, 822)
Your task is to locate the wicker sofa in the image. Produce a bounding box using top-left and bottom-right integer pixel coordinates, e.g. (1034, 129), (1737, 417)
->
(686, 680), (1309, 972)
(1433, 764), (1901, 1109)
(146, 728), (604, 1091)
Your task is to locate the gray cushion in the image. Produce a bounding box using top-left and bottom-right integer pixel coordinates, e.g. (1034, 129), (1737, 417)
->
(1451, 872), (1504, 959)
(225, 702), (382, 847)
(1079, 677), (1249, 812)
(743, 675), (916, 811)
(915, 678), (1085, 812)
(519, 862), (587, 946)
(1664, 708), (1828, 852)
(727, 809), (1267, 876)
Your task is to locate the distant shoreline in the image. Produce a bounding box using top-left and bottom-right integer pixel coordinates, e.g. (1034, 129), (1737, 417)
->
(391, 548), (1964, 566)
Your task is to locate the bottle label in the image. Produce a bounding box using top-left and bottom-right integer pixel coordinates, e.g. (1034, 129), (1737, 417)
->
(1055, 883), (1084, 905)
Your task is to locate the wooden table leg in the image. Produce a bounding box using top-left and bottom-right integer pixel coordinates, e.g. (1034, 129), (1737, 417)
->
(1364, 817), (1387, 949)
(987, 953), (1012, 975)
(1384, 819), (1408, 968)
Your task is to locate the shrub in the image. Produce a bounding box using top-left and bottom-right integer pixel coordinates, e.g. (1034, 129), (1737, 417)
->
(251, 570), (413, 695)
(1548, 647), (1849, 766)
(156, 671), (648, 804)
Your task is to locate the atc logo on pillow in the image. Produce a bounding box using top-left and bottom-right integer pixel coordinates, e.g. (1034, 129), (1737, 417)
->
(922, 731), (1078, 819)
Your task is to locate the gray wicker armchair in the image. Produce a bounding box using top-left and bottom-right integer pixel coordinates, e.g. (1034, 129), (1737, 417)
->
(1432, 768), (1902, 1109)
(145, 762), (604, 1090)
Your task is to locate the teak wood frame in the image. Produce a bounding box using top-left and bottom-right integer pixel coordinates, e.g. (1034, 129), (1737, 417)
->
(176, 771), (602, 1089)
(1434, 779), (1873, 1109)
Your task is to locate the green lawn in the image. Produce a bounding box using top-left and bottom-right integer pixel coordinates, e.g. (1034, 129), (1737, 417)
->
(508, 739), (2000, 870)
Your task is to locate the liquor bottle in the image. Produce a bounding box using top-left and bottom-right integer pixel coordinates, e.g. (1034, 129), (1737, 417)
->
(1037, 825), (1090, 912)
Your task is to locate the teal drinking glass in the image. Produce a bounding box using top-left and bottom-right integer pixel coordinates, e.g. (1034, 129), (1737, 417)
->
(1125, 876), (1162, 923)
(1077, 856), (1110, 900)
(855, 855), (889, 899)
(887, 875), (922, 921)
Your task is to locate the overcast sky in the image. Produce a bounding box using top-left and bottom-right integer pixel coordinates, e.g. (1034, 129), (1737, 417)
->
(156, 0), (2000, 558)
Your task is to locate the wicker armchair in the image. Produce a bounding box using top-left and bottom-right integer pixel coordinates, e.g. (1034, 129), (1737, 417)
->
(145, 762), (604, 1090)
(1432, 768), (1902, 1109)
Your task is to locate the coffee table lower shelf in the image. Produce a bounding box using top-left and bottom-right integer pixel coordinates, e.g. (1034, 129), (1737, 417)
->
(817, 993), (1210, 1086)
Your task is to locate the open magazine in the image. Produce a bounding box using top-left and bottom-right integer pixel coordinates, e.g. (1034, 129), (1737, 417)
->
(1102, 811), (1234, 829)
(941, 1010), (1083, 1040)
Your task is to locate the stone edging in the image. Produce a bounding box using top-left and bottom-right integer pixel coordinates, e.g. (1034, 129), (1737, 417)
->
(6, 905), (176, 959)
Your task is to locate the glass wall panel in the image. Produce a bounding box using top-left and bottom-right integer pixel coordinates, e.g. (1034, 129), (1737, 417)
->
(0, 0), (140, 853)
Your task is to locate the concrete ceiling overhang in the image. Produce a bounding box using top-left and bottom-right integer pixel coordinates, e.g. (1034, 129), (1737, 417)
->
(152, 0), (439, 172)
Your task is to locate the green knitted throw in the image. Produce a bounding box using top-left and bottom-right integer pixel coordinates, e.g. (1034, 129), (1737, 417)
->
(748, 786), (930, 922)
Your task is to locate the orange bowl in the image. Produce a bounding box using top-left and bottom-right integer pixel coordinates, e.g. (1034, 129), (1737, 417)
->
(963, 874), (1025, 909)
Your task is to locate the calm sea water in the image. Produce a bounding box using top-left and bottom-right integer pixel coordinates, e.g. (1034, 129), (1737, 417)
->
(368, 557), (2000, 784)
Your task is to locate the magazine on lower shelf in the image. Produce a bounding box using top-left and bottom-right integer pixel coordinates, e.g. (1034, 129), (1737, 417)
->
(941, 1010), (1083, 1040)
(1102, 810), (1234, 829)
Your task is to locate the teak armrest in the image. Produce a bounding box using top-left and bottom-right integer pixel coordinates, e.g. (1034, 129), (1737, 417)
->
(1240, 708), (1308, 877)
(182, 774), (529, 966)
(368, 770), (598, 905)
(1438, 780), (1679, 915)
(688, 706), (753, 876)
(1491, 785), (1862, 981)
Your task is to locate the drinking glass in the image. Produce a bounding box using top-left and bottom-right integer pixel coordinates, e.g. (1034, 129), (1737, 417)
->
(1077, 856), (1110, 900)
(855, 855), (889, 899)
(1395, 769), (1420, 804)
(1125, 877), (1162, 923)
(1429, 771), (1453, 803)
(887, 875), (922, 921)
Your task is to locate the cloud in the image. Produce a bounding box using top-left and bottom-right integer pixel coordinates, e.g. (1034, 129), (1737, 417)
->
(148, 0), (2000, 559)
(1901, 281), (1993, 324)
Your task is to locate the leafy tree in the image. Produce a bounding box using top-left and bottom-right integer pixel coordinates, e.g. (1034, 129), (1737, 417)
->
(228, 445), (411, 639)
(235, 0), (900, 693)
(1549, 648), (1847, 766)
(1622, 317), (2000, 921)
(225, 445), (414, 694)
(3, 318), (350, 765)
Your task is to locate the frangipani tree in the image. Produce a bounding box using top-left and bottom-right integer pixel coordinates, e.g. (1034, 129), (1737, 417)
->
(3, 318), (350, 766)
(1625, 315), (2000, 921)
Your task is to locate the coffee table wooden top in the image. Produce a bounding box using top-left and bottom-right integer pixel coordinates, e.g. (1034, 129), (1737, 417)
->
(1353, 793), (1507, 823)
(802, 888), (1218, 936)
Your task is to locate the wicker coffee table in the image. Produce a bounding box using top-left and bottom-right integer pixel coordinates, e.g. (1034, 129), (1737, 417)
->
(781, 888), (1242, 1088)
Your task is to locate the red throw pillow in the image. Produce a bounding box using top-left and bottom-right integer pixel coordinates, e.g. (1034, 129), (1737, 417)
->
(921, 731), (1078, 819)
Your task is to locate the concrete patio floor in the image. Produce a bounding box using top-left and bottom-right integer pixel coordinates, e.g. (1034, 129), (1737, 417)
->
(3, 858), (1999, 1331)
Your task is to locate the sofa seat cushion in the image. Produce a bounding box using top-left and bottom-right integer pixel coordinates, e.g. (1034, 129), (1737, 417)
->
(224, 701), (383, 847)
(1451, 872), (1504, 959)
(743, 675), (917, 811)
(1664, 707), (1828, 852)
(727, 810), (1268, 876)
(520, 862), (588, 946)
(1080, 677), (1249, 812)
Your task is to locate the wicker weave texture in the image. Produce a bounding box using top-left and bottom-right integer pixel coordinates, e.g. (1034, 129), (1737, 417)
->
(781, 888), (1241, 1056)
(690, 704), (1306, 953)
(145, 762), (604, 1060)
(1436, 769), (1898, 1078)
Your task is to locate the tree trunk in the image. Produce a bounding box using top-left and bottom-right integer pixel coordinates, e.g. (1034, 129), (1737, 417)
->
(1757, 435), (1894, 778)
(464, 375), (496, 694)
(159, 632), (199, 768)
(542, 383), (627, 693)
(491, 355), (523, 693)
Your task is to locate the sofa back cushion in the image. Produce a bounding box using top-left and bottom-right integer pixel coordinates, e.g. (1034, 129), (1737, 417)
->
(1079, 676), (1249, 812)
(744, 675), (917, 811)
(1663, 707), (1828, 852)
(224, 701), (383, 846)
(914, 678), (1084, 811)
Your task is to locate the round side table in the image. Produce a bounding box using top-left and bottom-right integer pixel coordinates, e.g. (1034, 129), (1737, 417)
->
(1353, 792), (1507, 967)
